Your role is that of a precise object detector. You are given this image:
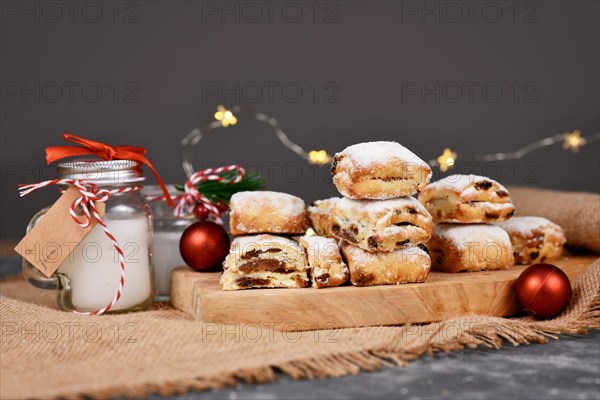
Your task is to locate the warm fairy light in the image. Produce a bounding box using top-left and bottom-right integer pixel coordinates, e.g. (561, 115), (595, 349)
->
(562, 129), (587, 153)
(305, 227), (315, 236)
(184, 105), (600, 177)
(214, 105), (238, 127)
(437, 148), (457, 172)
(308, 150), (332, 165)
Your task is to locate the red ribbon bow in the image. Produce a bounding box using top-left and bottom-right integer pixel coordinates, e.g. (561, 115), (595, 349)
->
(45, 133), (174, 206)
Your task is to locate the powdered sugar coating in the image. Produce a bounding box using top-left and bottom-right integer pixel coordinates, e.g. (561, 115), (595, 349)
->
(433, 224), (511, 250)
(332, 141), (432, 199)
(336, 141), (428, 170)
(336, 196), (428, 216)
(230, 191), (306, 215)
(496, 216), (562, 237)
(426, 174), (508, 199)
(229, 191), (309, 235)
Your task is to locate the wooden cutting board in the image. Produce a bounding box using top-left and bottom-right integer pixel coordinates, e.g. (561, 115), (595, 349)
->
(170, 254), (597, 331)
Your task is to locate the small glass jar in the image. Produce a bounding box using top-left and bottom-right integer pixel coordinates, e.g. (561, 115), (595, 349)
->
(143, 185), (196, 301)
(22, 159), (154, 313)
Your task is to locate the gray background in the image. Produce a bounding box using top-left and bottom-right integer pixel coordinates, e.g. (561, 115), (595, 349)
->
(1, 0), (599, 241)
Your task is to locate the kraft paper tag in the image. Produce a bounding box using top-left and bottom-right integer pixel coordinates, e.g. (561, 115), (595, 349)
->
(15, 187), (106, 278)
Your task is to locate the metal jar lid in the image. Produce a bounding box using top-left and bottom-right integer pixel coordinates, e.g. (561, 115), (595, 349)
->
(56, 159), (146, 186)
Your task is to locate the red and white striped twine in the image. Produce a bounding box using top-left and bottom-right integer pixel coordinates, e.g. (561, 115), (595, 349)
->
(19, 179), (142, 315)
(145, 165), (245, 225)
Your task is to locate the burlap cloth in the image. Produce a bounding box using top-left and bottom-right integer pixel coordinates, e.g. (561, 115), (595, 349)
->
(1, 188), (599, 399)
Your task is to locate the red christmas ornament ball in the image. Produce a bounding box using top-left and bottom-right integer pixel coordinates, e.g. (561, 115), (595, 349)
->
(514, 263), (572, 319)
(179, 221), (230, 271)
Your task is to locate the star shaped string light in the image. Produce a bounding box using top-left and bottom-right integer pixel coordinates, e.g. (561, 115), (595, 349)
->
(185, 107), (600, 178)
(308, 149), (332, 165)
(562, 129), (587, 153)
(214, 105), (238, 127)
(436, 148), (457, 172)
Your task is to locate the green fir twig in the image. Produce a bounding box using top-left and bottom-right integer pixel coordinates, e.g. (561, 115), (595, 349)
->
(175, 171), (265, 205)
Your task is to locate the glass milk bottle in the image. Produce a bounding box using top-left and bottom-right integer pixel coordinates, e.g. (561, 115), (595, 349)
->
(22, 159), (154, 313)
(143, 185), (195, 301)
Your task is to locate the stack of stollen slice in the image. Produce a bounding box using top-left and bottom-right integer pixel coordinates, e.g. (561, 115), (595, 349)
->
(219, 191), (312, 290)
(418, 174), (517, 271)
(418, 175), (567, 270)
(310, 141), (435, 286)
(219, 191), (350, 290)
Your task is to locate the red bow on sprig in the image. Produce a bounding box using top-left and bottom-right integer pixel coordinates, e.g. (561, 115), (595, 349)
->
(45, 134), (174, 206)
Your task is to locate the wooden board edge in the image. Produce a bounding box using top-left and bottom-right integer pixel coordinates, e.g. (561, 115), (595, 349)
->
(170, 266), (198, 319)
(170, 256), (598, 330)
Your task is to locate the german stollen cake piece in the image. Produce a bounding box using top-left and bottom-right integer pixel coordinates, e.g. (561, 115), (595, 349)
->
(496, 216), (566, 264)
(340, 242), (431, 286)
(428, 224), (514, 272)
(331, 141), (432, 200)
(419, 174), (515, 224)
(330, 196), (433, 252)
(229, 191), (309, 235)
(221, 234), (309, 290)
(299, 235), (348, 288)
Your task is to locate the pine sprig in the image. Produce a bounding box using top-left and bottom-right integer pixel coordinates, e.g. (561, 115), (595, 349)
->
(175, 171), (265, 205)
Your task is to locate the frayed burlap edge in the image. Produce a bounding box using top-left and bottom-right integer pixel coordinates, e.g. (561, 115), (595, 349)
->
(20, 260), (597, 400)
